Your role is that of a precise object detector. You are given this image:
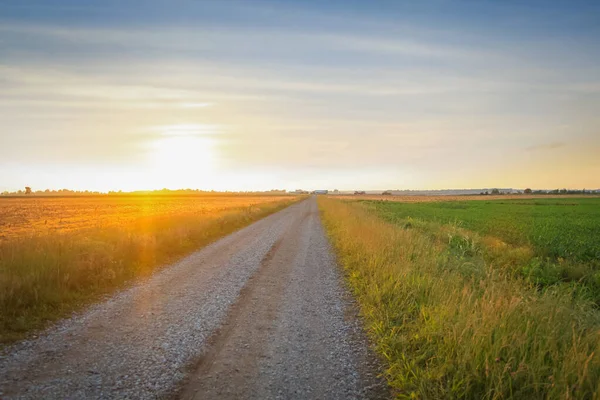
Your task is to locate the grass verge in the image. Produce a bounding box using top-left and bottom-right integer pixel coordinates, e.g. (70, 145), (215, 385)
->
(319, 197), (600, 399)
(0, 198), (298, 345)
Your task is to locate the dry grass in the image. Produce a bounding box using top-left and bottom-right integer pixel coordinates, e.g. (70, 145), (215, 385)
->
(0, 195), (292, 240)
(0, 195), (299, 344)
(319, 197), (600, 399)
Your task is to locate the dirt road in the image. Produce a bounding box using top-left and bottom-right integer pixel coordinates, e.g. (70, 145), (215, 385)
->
(0, 198), (386, 399)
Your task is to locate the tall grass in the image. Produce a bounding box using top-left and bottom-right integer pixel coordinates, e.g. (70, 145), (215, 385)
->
(0, 198), (297, 344)
(319, 197), (600, 399)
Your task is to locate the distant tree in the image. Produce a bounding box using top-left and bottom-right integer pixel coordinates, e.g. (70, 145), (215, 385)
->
(524, 188), (532, 194)
(485, 191), (489, 195)
(491, 188), (500, 195)
(25, 186), (32, 195)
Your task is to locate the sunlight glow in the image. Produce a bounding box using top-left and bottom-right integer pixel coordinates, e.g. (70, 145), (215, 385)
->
(180, 102), (213, 108)
(155, 124), (220, 136)
(150, 136), (214, 168)
(145, 124), (219, 187)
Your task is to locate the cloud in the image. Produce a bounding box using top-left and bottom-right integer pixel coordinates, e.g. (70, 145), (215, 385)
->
(320, 33), (487, 61)
(526, 142), (566, 151)
(2, 20), (591, 103)
(0, 21), (496, 66)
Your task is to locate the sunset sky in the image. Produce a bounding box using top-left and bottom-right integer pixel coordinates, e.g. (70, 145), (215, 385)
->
(1, 0), (599, 192)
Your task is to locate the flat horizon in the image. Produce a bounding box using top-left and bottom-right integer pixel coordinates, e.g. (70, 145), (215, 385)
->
(2, 186), (600, 195)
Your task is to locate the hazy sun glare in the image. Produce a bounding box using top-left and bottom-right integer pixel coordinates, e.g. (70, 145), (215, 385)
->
(146, 124), (218, 188)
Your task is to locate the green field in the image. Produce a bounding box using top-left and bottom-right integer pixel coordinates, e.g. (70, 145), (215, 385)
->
(361, 198), (600, 300)
(319, 197), (600, 398)
(364, 198), (600, 262)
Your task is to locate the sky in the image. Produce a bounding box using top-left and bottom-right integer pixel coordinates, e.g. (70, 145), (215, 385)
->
(1, 0), (599, 192)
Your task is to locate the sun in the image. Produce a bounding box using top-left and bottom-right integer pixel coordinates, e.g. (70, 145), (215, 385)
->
(146, 124), (218, 187)
(151, 136), (215, 169)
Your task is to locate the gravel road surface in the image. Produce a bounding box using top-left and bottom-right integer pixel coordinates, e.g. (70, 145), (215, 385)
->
(0, 198), (387, 399)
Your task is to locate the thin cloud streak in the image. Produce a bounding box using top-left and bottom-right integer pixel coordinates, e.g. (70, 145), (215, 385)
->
(526, 142), (566, 152)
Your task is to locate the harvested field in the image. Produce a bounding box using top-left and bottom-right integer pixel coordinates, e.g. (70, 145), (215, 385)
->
(0, 195), (299, 344)
(0, 195), (292, 240)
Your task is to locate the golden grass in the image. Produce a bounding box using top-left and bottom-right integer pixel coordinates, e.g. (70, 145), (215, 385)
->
(0, 195), (292, 240)
(319, 197), (600, 399)
(0, 195), (299, 344)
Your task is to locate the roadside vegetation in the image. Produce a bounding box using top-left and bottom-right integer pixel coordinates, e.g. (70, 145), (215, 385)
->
(0, 195), (299, 345)
(319, 197), (600, 399)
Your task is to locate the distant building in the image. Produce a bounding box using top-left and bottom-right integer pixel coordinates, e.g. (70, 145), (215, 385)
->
(382, 191), (392, 195)
(354, 191), (366, 195)
(313, 190), (328, 195)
